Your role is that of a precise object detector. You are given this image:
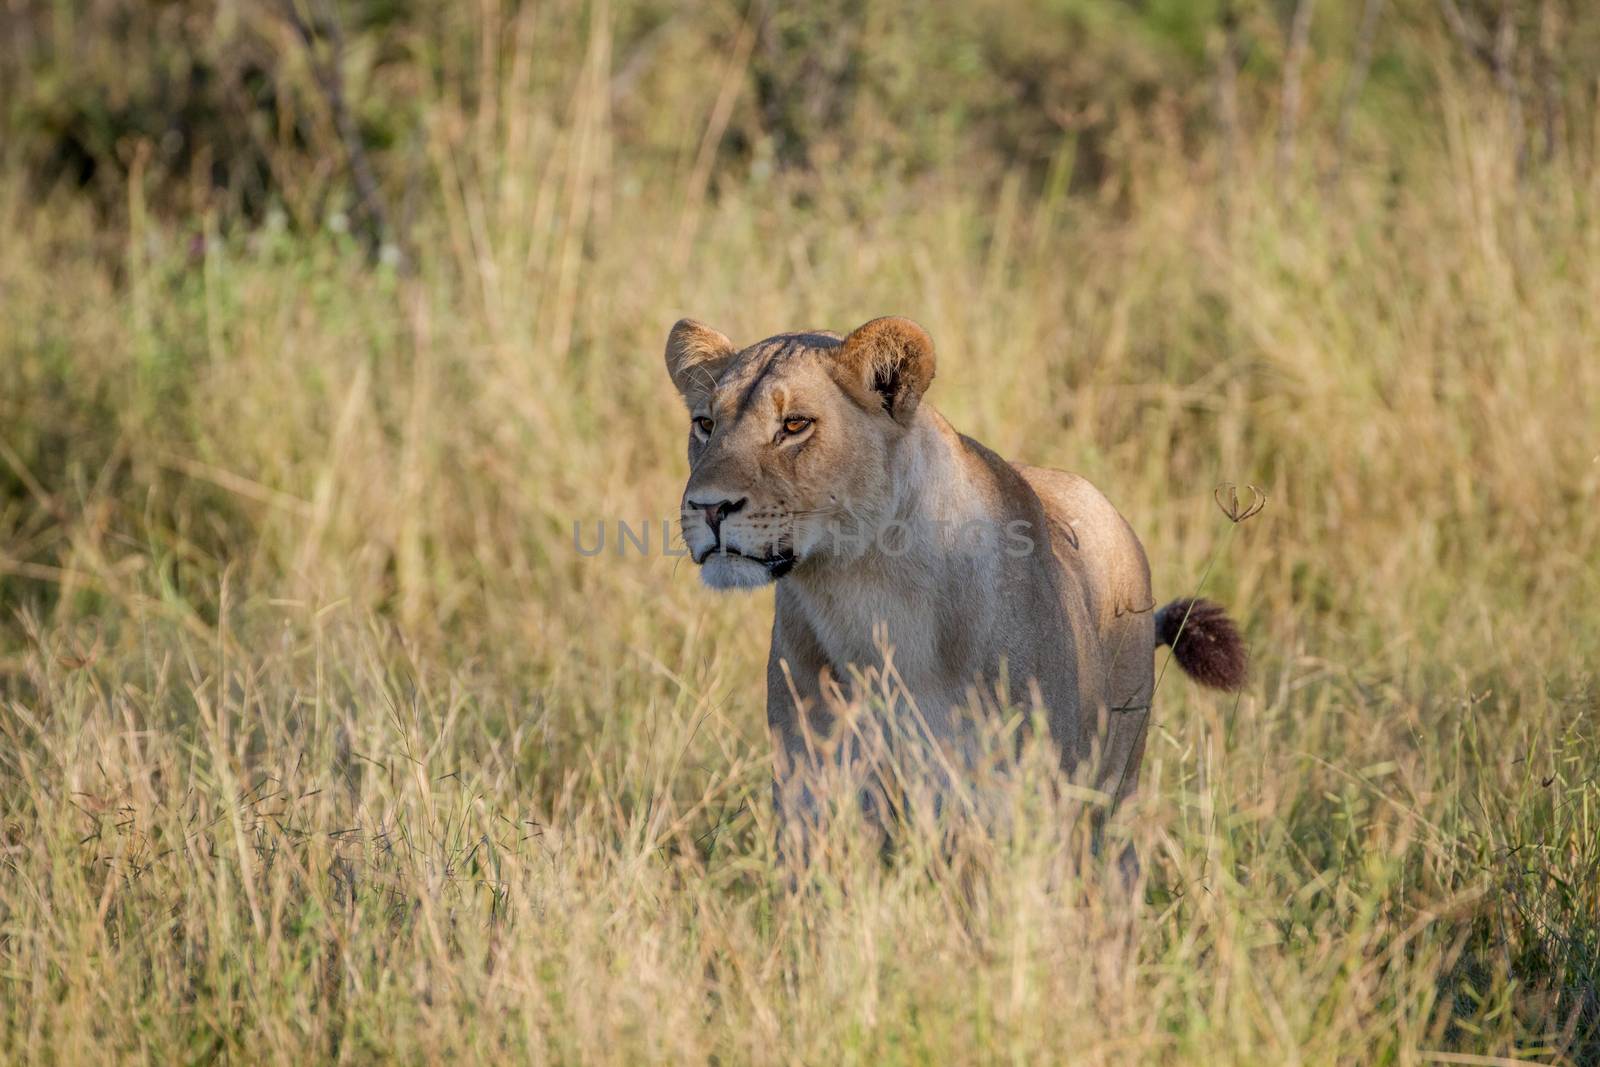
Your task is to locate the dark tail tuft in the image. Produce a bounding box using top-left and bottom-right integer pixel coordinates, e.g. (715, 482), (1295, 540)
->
(1155, 598), (1247, 691)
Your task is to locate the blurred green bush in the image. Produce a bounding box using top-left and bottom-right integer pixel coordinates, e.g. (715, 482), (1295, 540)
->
(4, 0), (1595, 235)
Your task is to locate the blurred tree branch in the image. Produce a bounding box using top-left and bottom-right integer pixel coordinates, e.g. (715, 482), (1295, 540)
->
(1437, 0), (1527, 169)
(275, 0), (406, 268)
(1329, 0), (1387, 184)
(1213, 0), (1242, 231)
(1277, 0), (1318, 191)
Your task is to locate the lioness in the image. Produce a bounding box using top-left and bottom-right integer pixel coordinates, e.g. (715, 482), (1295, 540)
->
(666, 315), (1245, 865)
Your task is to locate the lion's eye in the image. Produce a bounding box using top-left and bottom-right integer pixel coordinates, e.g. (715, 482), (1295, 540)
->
(693, 416), (715, 436)
(782, 416), (813, 436)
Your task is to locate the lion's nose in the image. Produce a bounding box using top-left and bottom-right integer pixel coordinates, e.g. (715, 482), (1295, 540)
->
(687, 496), (746, 537)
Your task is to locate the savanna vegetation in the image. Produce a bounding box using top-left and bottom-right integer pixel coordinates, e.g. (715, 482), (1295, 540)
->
(2, 0), (1598, 1062)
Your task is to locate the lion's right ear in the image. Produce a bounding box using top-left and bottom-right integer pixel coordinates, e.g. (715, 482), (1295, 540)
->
(835, 316), (936, 425)
(664, 319), (737, 408)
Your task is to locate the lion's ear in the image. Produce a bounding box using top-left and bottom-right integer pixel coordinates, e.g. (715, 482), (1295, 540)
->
(836, 317), (936, 424)
(665, 319), (737, 407)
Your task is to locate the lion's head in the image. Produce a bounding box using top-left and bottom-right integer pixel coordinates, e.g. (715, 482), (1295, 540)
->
(664, 316), (937, 589)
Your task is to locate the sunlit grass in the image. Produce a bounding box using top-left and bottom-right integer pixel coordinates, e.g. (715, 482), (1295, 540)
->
(2, 4), (1599, 1063)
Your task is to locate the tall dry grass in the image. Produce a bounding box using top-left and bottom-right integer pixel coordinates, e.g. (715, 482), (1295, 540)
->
(2, 2), (1599, 1062)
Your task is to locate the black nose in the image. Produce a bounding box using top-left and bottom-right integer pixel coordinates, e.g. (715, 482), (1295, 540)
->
(687, 497), (746, 536)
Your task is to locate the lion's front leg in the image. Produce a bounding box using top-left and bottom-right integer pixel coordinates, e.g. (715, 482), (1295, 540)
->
(766, 618), (825, 875)
(766, 616), (894, 876)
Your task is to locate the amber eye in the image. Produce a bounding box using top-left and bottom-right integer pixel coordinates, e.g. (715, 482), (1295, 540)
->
(782, 416), (813, 436)
(693, 416), (714, 436)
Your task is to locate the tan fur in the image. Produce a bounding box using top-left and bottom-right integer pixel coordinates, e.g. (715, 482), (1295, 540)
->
(666, 316), (1164, 860)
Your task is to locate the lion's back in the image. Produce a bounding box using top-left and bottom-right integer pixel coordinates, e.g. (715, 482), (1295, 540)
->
(1012, 463), (1154, 634)
(1015, 463), (1156, 802)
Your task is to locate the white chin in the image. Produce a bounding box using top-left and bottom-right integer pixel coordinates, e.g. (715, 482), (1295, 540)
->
(699, 554), (773, 590)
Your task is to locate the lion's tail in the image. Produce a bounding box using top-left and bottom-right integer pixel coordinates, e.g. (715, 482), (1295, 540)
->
(1154, 598), (1247, 691)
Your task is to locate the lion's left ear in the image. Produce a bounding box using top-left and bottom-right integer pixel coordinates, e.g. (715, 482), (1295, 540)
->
(665, 318), (737, 408)
(835, 316), (936, 425)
